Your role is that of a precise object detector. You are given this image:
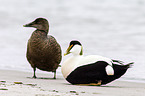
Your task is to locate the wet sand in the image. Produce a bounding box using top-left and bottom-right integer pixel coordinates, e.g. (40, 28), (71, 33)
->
(0, 69), (145, 96)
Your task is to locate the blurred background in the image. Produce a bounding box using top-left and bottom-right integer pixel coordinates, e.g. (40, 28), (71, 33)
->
(0, 0), (145, 82)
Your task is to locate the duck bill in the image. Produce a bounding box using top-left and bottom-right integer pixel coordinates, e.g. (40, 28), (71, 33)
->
(23, 22), (34, 27)
(64, 44), (73, 56)
(64, 52), (70, 56)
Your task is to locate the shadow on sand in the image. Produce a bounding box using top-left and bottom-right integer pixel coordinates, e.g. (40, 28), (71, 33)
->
(64, 83), (126, 88)
(27, 77), (63, 80)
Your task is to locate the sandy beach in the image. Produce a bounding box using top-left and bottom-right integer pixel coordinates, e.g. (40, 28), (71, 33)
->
(0, 1), (145, 96)
(0, 69), (144, 96)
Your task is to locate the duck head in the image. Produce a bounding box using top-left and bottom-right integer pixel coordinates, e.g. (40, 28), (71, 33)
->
(23, 18), (49, 33)
(64, 40), (83, 56)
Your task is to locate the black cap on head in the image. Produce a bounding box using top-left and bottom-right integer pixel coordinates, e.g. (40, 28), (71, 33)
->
(64, 40), (83, 56)
(70, 40), (82, 46)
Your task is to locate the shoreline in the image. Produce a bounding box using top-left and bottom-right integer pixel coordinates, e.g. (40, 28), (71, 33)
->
(1, 67), (144, 83)
(0, 69), (145, 96)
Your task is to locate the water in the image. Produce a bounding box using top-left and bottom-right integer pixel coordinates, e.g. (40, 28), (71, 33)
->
(0, 0), (145, 83)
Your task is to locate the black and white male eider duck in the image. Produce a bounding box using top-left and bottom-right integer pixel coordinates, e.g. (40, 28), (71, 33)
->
(61, 40), (133, 85)
(23, 18), (62, 79)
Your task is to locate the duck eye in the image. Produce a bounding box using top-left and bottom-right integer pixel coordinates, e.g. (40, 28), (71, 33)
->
(35, 21), (39, 24)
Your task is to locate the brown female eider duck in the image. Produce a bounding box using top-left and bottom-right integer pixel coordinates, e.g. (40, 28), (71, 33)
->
(61, 40), (133, 85)
(23, 18), (62, 79)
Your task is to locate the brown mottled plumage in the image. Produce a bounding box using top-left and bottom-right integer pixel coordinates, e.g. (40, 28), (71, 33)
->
(23, 18), (62, 79)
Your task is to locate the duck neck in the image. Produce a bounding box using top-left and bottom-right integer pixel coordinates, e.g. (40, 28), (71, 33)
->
(31, 30), (47, 39)
(38, 29), (48, 34)
(72, 54), (83, 60)
(70, 45), (83, 56)
(37, 23), (49, 35)
(36, 29), (48, 36)
(72, 53), (81, 57)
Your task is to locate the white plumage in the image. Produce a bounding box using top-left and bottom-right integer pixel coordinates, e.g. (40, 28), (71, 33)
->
(62, 42), (114, 79)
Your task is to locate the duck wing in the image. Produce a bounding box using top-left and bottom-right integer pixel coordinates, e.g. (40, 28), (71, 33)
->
(66, 61), (108, 84)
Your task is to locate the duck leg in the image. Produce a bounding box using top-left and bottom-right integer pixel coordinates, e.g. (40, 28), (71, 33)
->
(53, 71), (56, 79)
(33, 67), (37, 78)
(76, 80), (102, 86)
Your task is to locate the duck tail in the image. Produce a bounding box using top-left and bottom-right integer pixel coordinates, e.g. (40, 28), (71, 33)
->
(124, 62), (134, 69)
(112, 60), (124, 65)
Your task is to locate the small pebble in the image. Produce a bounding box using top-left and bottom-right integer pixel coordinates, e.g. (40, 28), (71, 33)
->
(92, 92), (100, 94)
(70, 90), (77, 93)
(14, 82), (23, 84)
(25, 84), (37, 86)
(81, 91), (85, 93)
(52, 90), (58, 92)
(0, 81), (6, 83)
(0, 88), (8, 90)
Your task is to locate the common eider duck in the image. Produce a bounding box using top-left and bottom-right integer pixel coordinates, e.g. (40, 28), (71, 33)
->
(61, 40), (133, 85)
(23, 18), (62, 79)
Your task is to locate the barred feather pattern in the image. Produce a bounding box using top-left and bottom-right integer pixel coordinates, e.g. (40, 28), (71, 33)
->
(27, 30), (62, 72)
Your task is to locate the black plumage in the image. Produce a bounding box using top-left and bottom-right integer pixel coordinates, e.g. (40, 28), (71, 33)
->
(24, 18), (62, 79)
(66, 61), (133, 85)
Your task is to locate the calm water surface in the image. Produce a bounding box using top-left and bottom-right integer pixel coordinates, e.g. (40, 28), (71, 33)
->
(0, 0), (145, 82)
